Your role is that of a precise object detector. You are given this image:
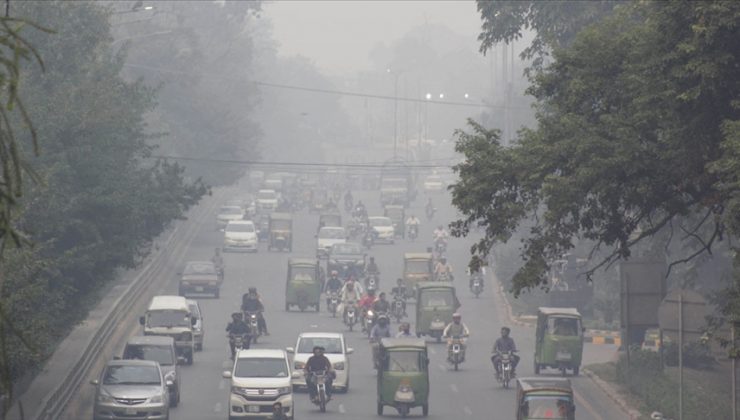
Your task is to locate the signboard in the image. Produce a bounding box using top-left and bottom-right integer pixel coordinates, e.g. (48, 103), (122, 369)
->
(619, 259), (667, 346)
(658, 289), (708, 344)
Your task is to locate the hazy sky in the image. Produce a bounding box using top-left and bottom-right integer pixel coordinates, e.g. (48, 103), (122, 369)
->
(262, 0), (482, 75)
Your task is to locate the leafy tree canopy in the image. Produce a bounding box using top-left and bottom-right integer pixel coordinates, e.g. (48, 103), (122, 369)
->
(453, 1), (740, 296)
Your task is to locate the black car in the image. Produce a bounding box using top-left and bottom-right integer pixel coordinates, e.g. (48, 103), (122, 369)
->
(327, 242), (366, 278)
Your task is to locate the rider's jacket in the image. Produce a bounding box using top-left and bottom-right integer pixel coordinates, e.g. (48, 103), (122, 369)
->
(226, 320), (251, 335)
(406, 217), (420, 226)
(443, 322), (470, 338)
(366, 262), (379, 274)
(373, 299), (390, 313)
(340, 286), (362, 303)
(434, 262), (453, 275)
(396, 331), (413, 338)
(325, 277), (342, 293)
(370, 324), (391, 339)
(305, 355), (332, 373)
(358, 294), (377, 310)
(493, 336), (517, 353)
(241, 297), (264, 312)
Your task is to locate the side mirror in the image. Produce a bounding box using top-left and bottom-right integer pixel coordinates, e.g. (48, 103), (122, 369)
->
(177, 356), (187, 365)
(166, 379), (174, 387)
(286, 347), (295, 354)
(222, 371), (233, 379)
(90, 379), (99, 386)
(191, 317), (197, 326)
(139, 316), (145, 326)
(291, 371), (301, 379)
(346, 348), (354, 355)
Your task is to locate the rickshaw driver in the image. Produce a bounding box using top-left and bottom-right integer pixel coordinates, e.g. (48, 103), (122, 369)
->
(491, 326), (519, 376)
(304, 346), (335, 402)
(443, 313), (470, 361)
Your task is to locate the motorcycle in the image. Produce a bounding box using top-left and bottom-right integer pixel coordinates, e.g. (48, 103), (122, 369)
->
(244, 311), (261, 344)
(364, 309), (376, 335)
(344, 303), (358, 331)
(365, 273), (380, 291)
(470, 275), (483, 298)
(327, 291), (339, 317)
(447, 337), (466, 371)
(425, 205), (436, 219)
(308, 370), (331, 412)
(229, 333), (250, 360)
(495, 351), (515, 388)
(392, 296), (405, 322)
(408, 225), (418, 241)
(434, 238), (447, 254)
(435, 270), (453, 282)
(362, 231), (375, 249)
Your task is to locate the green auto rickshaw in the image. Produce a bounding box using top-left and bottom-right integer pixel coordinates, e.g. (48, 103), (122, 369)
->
(285, 258), (321, 312)
(415, 282), (460, 342)
(403, 253), (433, 298)
(377, 338), (429, 418)
(534, 307), (584, 376)
(383, 205), (405, 238)
(268, 213), (293, 252)
(516, 377), (575, 420)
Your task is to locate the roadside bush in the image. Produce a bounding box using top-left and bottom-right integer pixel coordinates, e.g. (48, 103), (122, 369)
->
(663, 341), (716, 370)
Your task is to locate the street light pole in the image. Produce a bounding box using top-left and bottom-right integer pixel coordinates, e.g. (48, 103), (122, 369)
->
(393, 72), (399, 159)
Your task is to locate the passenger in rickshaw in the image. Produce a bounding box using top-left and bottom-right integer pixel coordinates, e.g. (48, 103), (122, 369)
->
(552, 318), (579, 336)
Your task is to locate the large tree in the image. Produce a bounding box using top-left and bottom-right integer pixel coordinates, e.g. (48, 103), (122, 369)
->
(453, 1), (740, 296)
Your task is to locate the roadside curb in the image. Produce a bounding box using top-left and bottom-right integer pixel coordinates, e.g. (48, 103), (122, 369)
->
(584, 330), (622, 346)
(582, 368), (642, 420)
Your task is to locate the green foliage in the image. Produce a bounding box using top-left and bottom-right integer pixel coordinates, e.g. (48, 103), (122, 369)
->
(0, 0), (207, 399)
(663, 341), (716, 370)
(453, 1), (740, 296)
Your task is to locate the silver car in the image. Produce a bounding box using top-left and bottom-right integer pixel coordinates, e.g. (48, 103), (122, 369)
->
(122, 336), (181, 407)
(91, 359), (170, 420)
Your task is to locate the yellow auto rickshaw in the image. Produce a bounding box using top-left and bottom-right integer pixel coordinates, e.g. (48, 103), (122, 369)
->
(268, 213), (292, 252)
(285, 258), (321, 312)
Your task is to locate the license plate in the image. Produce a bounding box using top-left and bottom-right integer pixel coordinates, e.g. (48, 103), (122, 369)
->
(556, 351), (572, 361)
(125, 408), (137, 415)
(195, 286), (204, 292)
(247, 405), (260, 413)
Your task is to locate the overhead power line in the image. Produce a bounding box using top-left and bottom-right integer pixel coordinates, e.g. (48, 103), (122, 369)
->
(124, 63), (529, 110)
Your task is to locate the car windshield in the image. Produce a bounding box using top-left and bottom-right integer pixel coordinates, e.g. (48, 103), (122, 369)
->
(419, 290), (453, 308)
(406, 260), (431, 273)
(234, 358), (288, 378)
(147, 311), (190, 328)
(258, 191), (276, 200)
(521, 396), (572, 419)
(547, 317), (581, 336)
(123, 345), (174, 366)
(297, 337), (343, 354)
(219, 206), (242, 215)
(290, 266), (316, 282)
(384, 351), (422, 372)
(184, 262), (216, 275)
(332, 243), (362, 255)
(370, 218), (391, 227)
(319, 228), (345, 239)
(226, 223), (255, 233)
(103, 365), (161, 385)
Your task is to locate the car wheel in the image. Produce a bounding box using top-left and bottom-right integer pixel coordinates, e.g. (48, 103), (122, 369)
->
(422, 404), (429, 417)
(377, 403), (383, 416)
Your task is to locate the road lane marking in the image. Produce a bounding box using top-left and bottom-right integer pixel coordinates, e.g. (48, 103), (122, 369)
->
(574, 390), (603, 420)
(214, 402), (222, 413)
(339, 404), (346, 414)
(464, 406), (472, 416)
(450, 384), (459, 393)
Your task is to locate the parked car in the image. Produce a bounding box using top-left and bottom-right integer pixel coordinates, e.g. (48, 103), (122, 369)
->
(224, 220), (258, 253)
(287, 332), (353, 392)
(178, 260), (221, 298)
(222, 349), (293, 419)
(91, 359), (171, 420)
(122, 336), (181, 407)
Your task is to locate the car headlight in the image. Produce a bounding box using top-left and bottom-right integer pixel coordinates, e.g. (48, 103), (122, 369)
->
(164, 371), (176, 382)
(149, 394), (164, 404)
(277, 386), (292, 396)
(333, 362), (345, 370)
(294, 361), (305, 370)
(225, 238), (237, 245)
(96, 391), (114, 403)
(231, 386), (249, 396)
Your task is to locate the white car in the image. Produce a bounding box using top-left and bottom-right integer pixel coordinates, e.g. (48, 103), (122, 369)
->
(223, 349), (293, 419)
(316, 226), (347, 258)
(368, 217), (395, 243)
(224, 220), (258, 252)
(256, 189), (278, 213)
(423, 175), (445, 193)
(287, 332), (353, 392)
(217, 205), (245, 230)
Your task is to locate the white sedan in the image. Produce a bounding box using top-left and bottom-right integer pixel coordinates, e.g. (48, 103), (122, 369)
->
(316, 226), (347, 258)
(287, 333), (353, 392)
(368, 217), (395, 243)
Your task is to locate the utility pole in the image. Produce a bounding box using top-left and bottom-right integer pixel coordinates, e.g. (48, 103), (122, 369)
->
(502, 42), (509, 146)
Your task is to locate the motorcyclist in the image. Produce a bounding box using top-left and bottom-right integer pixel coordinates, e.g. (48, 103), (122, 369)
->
(342, 275), (364, 295)
(370, 315), (392, 340)
(324, 270), (343, 306)
(405, 214), (420, 237)
(225, 312), (251, 358)
(433, 224), (449, 240)
(366, 257), (380, 276)
(396, 322), (413, 337)
(304, 346), (335, 402)
(339, 279), (362, 321)
(241, 287), (269, 335)
(491, 327), (520, 376)
(468, 265), (486, 290)
(391, 278), (407, 316)
(443, 313), (470, 362)
(271, 402), (288, 420)
(434, 257), (453, 281)
(373, 292), (391, 315)
(359, 287), (378, 314)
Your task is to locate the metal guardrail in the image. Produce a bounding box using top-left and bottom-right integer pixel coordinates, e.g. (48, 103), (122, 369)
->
(32, 190), (224, 420)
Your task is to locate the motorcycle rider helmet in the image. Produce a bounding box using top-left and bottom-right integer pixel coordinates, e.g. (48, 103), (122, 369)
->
(248, 287), (257, 294)
(379, 292), (386, 299)
(501, 326), (511, 335)
(331, 270), (338, 277)
(231, 312), (242, 320)
(440, 257), (447, 264)
(377, 315), (389, 326)
(452, 312), (461, 321)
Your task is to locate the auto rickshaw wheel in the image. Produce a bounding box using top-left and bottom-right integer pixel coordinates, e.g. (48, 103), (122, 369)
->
(422, 404), (429, 417)
(377, 403), (383, 415)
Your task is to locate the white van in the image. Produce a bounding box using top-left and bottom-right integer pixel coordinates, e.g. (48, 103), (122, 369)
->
(140, 295), (196, 364)
(222, 349), (293, 419)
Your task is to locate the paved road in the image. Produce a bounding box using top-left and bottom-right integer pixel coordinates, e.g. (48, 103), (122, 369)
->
(74, 187), (627, 420)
